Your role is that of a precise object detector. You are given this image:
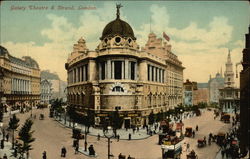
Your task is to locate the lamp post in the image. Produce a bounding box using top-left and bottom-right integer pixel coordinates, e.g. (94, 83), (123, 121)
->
(104, 126), (115, 159)
(84, 122), (88, 152)
(180, 109), (183, 121)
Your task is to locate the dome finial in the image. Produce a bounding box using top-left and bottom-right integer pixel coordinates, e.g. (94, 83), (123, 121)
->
(116, 3), (123, 19)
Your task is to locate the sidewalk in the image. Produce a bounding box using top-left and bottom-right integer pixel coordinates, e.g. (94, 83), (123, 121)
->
(0, 134), (31, 159)
(54, 116), (160, 140)
(53, 109), (203, 141)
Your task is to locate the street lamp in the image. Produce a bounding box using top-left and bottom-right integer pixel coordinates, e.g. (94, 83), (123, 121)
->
(104, 126), (115, 159)
(84, 122), (88, 152)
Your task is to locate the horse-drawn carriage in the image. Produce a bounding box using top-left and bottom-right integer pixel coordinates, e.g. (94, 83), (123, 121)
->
(185, 127), (193, 137)
(186, 150), (198, 159)
(39, 114), (44, 120)
(197, 139), (206, 148)
(220, 113), (230, 123)
(216, 132), (225, 146)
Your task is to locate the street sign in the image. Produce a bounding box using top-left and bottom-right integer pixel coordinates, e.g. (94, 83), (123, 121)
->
(97, 113), (108, 117)
(127, 113), (138, 117)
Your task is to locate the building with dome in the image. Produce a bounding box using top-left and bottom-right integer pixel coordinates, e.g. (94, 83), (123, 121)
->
(65, 5), (184, 127)
(0, 45), (41, 109)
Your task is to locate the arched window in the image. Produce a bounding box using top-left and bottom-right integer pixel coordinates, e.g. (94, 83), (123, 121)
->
(112, 86), (124, 92)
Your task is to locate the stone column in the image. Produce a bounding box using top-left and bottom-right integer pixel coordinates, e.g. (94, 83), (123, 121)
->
(79, 67), (82, 82)
(125, 60), (129, 79)
(89, 60), (96, 81)
(107, 60), (111, 79)
(83, 66), (86, 81)
(121, 61), (124, 79)
(149, 65), (152, 81)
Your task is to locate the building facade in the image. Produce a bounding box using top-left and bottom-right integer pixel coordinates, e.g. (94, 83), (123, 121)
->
(239, 26), (250, 157)
(0, 46), (40, 108)
(65, 6), (184, 127)
(183, 79), (197, 106)
(219, 51), (240, 113)
(40, 79), (52, 104)
(193, 83), (209, 105)
(208, 73), (224, 104)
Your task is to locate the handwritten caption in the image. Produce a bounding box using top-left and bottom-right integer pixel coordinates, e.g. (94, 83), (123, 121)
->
(10, 5), (96, 11)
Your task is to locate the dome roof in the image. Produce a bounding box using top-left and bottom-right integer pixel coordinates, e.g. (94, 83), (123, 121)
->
(100, 4), (136, 40)
(100, 19), (136, 40)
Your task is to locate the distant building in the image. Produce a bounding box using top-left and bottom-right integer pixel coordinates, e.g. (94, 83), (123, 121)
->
(0, 45), (40, 108)
(41, 70), (67, 101)
(193, 83), (209, 105)
(40, 79), (52, 104)
(208, 73), (224, 104)
(183, 79), (197, 106)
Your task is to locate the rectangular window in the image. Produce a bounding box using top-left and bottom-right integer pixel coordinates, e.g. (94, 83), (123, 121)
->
(148, 65), (150, 81)
(152, 66), (154, 81)
(101, 62), (106, 80)
(114, 61), (122, 79)
(156, 68), (158, 82)
(85, 64), (88, 81)
(130, 62), (135, 80)
(162, 70), (165, 83)
(159, 69), (162, 83)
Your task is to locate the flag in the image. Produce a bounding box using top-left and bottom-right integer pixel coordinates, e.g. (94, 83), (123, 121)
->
(163, 32), (170, 41)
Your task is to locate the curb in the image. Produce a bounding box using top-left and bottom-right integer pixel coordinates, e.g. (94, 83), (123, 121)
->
(53, 118), (158, 140)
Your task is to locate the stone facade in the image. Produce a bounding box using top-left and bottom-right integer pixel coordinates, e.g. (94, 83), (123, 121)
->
(193, 83), (209, 105)
(40, 79), (52, 104)
(65, 7), (184, 127)
(0, 45), (40, 108)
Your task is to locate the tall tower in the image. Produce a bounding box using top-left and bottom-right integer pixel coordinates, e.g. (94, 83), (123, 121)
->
(224, 50), (235, 87)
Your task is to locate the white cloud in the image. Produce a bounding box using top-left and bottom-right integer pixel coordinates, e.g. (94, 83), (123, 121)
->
(1, 3), (243, 84)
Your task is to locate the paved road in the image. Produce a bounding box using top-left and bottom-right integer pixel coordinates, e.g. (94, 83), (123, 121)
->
(1, 108), (232, 159)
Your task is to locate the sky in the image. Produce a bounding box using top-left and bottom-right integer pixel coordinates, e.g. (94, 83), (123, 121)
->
(0, 1), (249, 85)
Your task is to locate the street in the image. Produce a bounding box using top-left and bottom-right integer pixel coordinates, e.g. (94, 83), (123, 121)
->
(0, 108), (232, 159)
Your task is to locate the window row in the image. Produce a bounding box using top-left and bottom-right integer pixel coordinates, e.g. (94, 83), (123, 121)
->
(68, 64), (88, 84)
(99, 60), (137, 80)
(147, 65), (165, 83)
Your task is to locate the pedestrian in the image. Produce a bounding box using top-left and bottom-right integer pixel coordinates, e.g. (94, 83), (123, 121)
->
(88, 145), (95, 156)
(75, 144), (79, 154)
(133, 127), (135, 134)
(3, 154), (7, 159)
(127, 155), (132, 159)
(128, 133), (131, 140)
(6, 134), (9, 142)
(1, 139), (4, 149)
(97, 133), (100, 141)
(137, 126), (139, 132)
(42, 151), (47, 159)
(118, 153), (123, 159)
(187, 143), (190, 152)
(196, 125), (198, 131)
(61, 146), (66, 157)
(192, 131), (195, 138)
(117, 134), (120, 142)
(221, 149), (225, 158)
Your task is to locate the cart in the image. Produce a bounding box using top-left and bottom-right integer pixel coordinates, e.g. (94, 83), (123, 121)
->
(39, 114), (44, 120)
(216, 132), (225, 146)
(185, 127), (192, 137)
(220, 114), (230, 123)
(197, 139), (206, 148)
(72, 128), (84, 139)
(187, 150), (198, 159)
